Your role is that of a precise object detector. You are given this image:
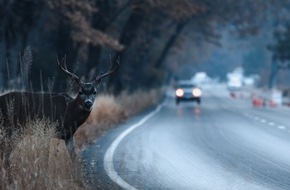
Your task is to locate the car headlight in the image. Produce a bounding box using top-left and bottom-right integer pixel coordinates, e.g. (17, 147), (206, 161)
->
(192, 88), (202, 97)
(176, 89), (184, 97)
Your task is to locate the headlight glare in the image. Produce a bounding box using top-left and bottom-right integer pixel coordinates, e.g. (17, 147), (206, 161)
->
(192, 88), (202, 97)
(176, 89), (184, 97)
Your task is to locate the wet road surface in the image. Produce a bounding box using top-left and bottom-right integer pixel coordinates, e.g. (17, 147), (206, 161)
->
(82, 85), (290, 190)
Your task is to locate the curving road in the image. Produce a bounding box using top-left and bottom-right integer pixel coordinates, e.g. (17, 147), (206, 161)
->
(82, 85), (290, 190)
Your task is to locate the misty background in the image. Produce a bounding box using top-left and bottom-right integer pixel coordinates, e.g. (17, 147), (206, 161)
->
(1, 0), (290, 93)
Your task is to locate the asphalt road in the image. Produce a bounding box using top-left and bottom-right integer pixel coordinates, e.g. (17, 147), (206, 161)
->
(82, 85), (290, 190)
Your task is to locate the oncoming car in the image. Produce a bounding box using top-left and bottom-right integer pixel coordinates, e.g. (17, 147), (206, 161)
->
(175, 81), (202, 105)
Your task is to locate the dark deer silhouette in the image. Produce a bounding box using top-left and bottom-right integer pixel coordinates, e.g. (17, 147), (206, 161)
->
(0, 59), (119, 144)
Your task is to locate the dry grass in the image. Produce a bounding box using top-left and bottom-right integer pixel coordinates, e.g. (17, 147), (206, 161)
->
(74, 88), (162, 151)
(118, 89), (161, 117)
(8, 137), (78, 190)
(88, 95), (126, 127)
(0, 47), (86, 189)
(9, 118), (58, 150)
(0, 88), (162, 189)
(0, 118), (84, 190)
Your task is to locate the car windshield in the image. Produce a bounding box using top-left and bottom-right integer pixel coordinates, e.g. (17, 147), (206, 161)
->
(177, 83), (195, 88)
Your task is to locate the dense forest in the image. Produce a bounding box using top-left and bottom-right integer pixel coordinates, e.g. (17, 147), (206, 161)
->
(1, 0), (290, 93)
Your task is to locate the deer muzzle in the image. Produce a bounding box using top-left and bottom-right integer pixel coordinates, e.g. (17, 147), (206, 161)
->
(84, 100), (93, 111)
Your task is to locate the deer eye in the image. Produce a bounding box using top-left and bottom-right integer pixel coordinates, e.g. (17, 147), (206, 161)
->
(92, 91), (97, 95)
(79, 91), (84, 95)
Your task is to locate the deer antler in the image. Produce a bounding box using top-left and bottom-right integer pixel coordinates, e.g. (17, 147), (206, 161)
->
(57, 56), (80, 84)
(95, 59), (119, 82)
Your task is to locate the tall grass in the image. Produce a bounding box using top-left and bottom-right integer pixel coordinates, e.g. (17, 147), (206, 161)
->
(0, 48), (87, 189)
(0, 118), (84, 190)
(0, 88), (163, 189)
(1, 47), (163, 189)
(118, 89), (161, 117)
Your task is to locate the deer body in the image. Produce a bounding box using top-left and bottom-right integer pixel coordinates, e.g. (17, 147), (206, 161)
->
(0, 58), (118, 144)
(0, 91), (90, 142)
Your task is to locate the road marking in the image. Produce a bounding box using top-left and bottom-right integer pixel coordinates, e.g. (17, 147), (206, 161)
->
(104, 103), (164, 190)
(250, 115), (286, 130)
(278, 125), (286, 130)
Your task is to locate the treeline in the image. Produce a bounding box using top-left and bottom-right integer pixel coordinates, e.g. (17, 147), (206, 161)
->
(0, 0), (289, 92)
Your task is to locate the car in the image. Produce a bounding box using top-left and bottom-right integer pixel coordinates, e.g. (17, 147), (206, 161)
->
(175, 80), (202, 105)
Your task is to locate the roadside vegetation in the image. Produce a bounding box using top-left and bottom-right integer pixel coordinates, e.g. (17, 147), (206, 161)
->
(0, 42), (163, 189)
(3, 0), (288, 189)
(75, 88), (162, 151)
(0, 88), (162, 189)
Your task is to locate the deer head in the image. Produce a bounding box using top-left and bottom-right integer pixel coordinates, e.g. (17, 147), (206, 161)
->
(57, 58), (119, 111)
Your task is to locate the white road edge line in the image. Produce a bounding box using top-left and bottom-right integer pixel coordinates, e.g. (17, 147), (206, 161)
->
(104, 102), (164, 190)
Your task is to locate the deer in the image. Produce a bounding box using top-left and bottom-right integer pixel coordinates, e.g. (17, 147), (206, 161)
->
(0, 58), (119, 145)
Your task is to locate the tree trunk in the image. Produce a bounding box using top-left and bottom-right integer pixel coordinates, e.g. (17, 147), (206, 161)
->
(0, 32), (7, 89)
(108, 8), (144, 93)
(268, 59), (279, 89)
(154, 20), (189, 70)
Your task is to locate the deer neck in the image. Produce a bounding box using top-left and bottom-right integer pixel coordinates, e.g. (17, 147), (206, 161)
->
(63, 96), (91, 139)
(67, 96), (91, 122)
